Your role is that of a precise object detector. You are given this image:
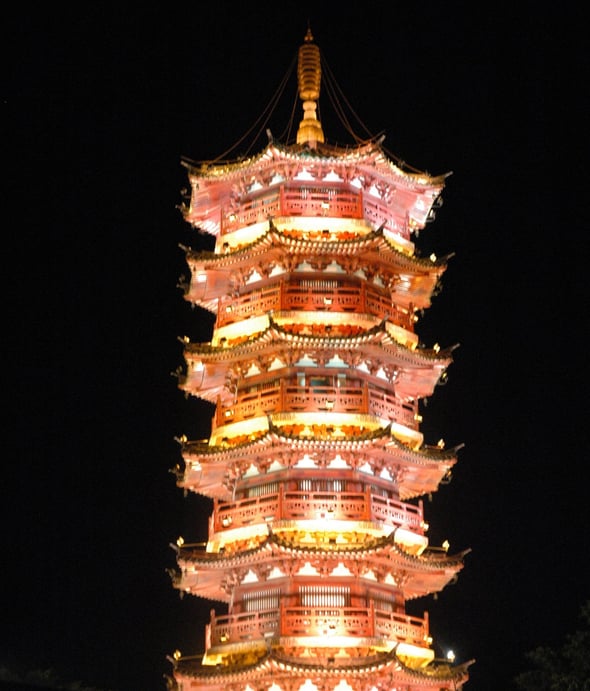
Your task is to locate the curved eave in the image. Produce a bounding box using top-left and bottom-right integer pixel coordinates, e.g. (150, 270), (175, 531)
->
(180, 426), (461, 466)
(183, 225), (448, 297)
(180, 321), (453, 402)
(177, 532), (467, 571)
(183, 318), (454, 366)
(184, 225), (447, 268)
(173, 647), (471, 687)
(177, 427), (461, 501)
(175, 532), (467, 601)
(182, 140), (448, 188)
(180, 425), (461, 463)
(182, 142), (448, 238)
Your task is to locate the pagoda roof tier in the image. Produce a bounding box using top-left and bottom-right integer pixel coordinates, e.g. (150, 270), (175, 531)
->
(180, 316), (454, 402)
(182, 141), (448, 238)
(177, 425), (461, 501)
(171, 646), (471, 690)
(182, 224), (448, 311)
(182, 140), (448, 186)
(173, 530), (467, 603)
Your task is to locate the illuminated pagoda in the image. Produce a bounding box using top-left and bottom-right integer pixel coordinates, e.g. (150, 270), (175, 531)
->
(168, 28), (472, 691)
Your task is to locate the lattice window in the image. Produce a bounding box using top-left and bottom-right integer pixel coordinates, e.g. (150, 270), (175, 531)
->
(299, 585), (350, 609)
(299, 278), (340, 292)
(243, 588), (280, 613)
(247, 482), (280, 498)
(242, 378), (281, 395)
(369, 484), (390, 498)
(298, 479), (345, 492)
(372, 593), (395, 612)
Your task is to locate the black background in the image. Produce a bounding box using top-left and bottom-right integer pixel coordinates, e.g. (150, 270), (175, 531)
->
(4, 3), (589, 690)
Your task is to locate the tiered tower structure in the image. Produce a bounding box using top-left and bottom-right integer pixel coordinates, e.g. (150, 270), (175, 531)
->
(168, 29), (471, 691)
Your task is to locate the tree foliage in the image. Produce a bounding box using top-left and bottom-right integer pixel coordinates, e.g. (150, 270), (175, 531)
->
(514, 600), (590, 691)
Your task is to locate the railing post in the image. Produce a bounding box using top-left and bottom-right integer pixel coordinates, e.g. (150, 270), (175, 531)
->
(205, 622), (212, 651)
(278, 599), (285, 637)
(212, 395), (221, 430)
(209, 509), (215, 537)
(279, 278), (285, 310)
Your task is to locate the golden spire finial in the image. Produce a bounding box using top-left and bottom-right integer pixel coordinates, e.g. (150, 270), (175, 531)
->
(296, 27), (324, 148)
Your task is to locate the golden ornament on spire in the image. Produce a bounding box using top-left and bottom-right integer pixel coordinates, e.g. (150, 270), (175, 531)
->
(296, 27), (325, 147)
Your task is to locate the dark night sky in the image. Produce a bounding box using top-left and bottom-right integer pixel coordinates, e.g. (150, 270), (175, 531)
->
(4, 4), (589, 691)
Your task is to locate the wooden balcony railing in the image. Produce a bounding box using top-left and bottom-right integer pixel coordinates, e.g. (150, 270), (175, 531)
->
(213, 487), (423, 534)
(219, 184), (363, 236)
(207, 608), (278, 647)
(215, 381), (418, 429)
(217, 184), (410, 240)
(282, 186), (363, 219)
(216, 280), (409, 328)
(363, 195), (410, 240)
(207, 605), (428, 648)
(221, 192), (282, 235)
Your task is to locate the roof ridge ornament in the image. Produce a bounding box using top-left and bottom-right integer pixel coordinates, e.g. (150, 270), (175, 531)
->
(296, 27), (325, 148)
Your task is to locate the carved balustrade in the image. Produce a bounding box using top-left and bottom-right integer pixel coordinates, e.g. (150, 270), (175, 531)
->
(216, 280), (406, 328)
(219, 184), (363, 236)
(215, 381), (417, 428)
(221, 191), (282, 235)
(214, 494), (280, 531)
(366, 387), (416, 425)
(217, 284), (280, 326)
(363, 195), (409, 240)
(280, 185), (363, 219)
(280, 605), (373, 637)
(217, 183), (411, 241)
(372, 608), (429, 644)
(208, 608), (278, 647)
(207, 604), (428, 648)
(213, 487), (424, 534)
(217, 385), (281, 425)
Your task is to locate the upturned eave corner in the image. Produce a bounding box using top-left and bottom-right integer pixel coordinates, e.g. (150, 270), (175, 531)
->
(168, 28), (470, 691)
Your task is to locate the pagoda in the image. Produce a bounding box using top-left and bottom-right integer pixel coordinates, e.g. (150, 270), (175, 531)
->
(168, 28), (472, 691)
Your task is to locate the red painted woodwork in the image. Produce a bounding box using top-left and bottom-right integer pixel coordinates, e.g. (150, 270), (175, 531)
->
(168, 29), (471, 691)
